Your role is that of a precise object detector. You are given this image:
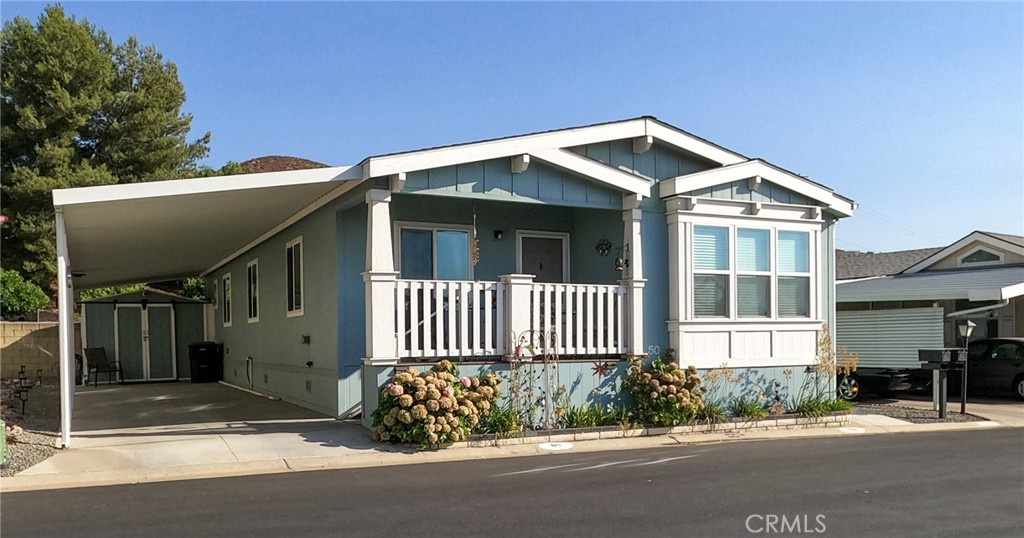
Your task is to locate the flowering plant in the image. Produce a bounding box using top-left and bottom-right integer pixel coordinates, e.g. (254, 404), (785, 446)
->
(371, 360), (502, 446)
(622, 349), (706, 426)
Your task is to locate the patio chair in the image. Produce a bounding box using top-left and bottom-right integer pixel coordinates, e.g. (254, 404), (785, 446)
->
(84, 347), (122, 387)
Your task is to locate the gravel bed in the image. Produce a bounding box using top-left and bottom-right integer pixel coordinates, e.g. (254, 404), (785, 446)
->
(855, 403), (985, 424)
(2, 381), (60, 477)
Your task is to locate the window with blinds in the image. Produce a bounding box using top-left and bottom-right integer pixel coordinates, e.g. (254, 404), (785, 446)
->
(690, 225), (813, 320)
(694, 226), (729, 317)
(777, 231), (810, 317)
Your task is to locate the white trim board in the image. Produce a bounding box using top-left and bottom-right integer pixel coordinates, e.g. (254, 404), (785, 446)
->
(902, 231), (1024, 274)
(530, 149), (652, 197)
(659, 160), (856, 217)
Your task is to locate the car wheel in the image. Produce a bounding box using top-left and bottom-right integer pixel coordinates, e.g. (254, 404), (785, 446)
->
(1013, 376), (1024, 401)
(837, 373), (862, 401)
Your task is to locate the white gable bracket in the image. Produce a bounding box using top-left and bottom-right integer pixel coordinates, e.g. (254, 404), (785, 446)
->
(530, 149), (652, 197)
(632, 136), (653, 154)
(390, 172), (406, 193)
(511, 154), (531, 174)
(658, 160), (855, 217)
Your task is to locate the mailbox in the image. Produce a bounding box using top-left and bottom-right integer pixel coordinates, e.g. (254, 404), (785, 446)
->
(918, 348), (967, 418)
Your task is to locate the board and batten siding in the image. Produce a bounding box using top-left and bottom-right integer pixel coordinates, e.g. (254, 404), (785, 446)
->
(835, 307), (945, 369)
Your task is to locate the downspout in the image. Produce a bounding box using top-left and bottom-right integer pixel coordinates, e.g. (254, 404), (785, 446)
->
(55, 208), (74, 448)
(944, 299), (1009, 319)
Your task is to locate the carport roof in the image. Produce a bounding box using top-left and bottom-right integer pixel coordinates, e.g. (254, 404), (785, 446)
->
(53, 166), (362, 288)
(836, 265), (1024, 302)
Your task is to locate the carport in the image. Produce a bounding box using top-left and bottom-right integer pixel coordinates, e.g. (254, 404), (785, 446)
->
(52, 165), (362, 447)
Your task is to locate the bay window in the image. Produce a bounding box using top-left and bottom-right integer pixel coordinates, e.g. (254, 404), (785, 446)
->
(692, 225), (813, 319)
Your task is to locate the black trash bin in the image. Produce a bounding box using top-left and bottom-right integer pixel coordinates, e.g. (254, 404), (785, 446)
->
(188, 342), (223, 383)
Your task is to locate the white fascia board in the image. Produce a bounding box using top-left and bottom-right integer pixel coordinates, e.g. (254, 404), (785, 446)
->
(902, 231), (1024, 274)
(645, 120), (746, 166)
(658, 160), (856, 217)
(361, 119), (648, 180)
(530, 149), (652, 197)
(969, 282), (1024, 302)
(52, 166), (362, 208)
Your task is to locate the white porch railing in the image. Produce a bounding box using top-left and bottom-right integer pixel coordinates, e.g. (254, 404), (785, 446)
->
(514, 282), (628, 357)
(395, 280), (505, 359)
(390, 275), (628, 360)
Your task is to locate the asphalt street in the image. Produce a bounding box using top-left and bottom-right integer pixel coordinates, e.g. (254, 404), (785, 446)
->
(3, 429), (1022, 538)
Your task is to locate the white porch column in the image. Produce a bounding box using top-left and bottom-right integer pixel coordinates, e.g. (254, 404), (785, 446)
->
(622, 194), (646, 355)
(362, 189), (399, 365)
(665, 197), (687, 353)
(55, 209), (74, 448)
(501, 274), (535, 356)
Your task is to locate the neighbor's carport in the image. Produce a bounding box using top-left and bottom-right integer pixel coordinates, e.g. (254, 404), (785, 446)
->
(52, 166), (362, 447)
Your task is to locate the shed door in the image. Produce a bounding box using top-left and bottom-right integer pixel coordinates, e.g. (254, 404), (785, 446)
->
(115, 305), (177, 381)
(836, 307), (945, 370)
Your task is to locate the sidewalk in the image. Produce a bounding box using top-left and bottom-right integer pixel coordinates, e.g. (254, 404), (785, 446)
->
(1, 409), (1012, 493)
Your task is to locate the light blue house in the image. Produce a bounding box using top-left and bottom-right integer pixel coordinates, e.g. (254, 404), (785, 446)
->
(51, 117), (856, 442)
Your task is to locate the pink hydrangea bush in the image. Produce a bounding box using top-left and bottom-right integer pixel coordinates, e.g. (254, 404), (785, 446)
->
(622, 349), (706, 426)
(372, 360), (502, 446)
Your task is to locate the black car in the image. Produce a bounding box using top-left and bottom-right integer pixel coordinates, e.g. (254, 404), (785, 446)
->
(957, 337), (1024, 400)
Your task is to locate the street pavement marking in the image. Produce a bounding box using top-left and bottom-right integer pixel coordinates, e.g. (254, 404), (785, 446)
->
(491, 464), (581, 477)
(566, 459), (643, 472)
(627, 455), (697, 466)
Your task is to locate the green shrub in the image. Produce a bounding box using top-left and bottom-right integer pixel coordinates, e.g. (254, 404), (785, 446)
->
(371, 360), (502, 446)
(730, 396), (769, 420)
(696, 400), (729, 424)
(0, 269), (49, 319)
(792, 395), (853, 418)
(561, 405), (632, 429)
(622, 349), (706, 426)
(477, 404), (522, 438)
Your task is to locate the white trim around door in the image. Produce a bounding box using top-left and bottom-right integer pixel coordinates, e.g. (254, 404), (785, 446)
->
(515, 230), (570, 283)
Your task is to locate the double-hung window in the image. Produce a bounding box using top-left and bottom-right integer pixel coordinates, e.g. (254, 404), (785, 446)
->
(692, 225), (812, 319)
(693, 226), (730, 317)
(222, 273), (232, 327)
(286, 237), (303, 316)
(246, 260), (259, 323)
(397, 224), (472, 280)
(777, 231), (811, 317)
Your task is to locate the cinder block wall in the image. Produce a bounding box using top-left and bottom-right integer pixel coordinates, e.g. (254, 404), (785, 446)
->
(0, 322), (82, 380)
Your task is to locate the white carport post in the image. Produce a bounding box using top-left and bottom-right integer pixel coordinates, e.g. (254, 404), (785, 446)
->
(55, 208), (75, 448)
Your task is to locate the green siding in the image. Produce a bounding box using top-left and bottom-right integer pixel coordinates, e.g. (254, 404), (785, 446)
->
(174, 303), (205, 379)
(84, 303), (116, 365)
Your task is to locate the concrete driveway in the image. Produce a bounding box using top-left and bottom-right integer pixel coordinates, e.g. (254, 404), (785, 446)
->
(19, 382), (381, 477)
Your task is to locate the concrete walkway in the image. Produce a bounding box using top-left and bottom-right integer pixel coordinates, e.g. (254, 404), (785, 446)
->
(2, 383), (1021, 492)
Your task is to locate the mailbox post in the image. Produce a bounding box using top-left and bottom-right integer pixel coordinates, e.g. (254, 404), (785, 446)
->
(919, 349), (966, 419)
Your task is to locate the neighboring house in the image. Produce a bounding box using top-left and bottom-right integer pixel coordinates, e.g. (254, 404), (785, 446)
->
(50, 116), (856, 443)
(836, 231), (1024, 374)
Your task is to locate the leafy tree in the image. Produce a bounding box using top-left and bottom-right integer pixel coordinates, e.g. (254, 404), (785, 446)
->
(77, 283), (144, 302)
(0, 268), (50, 319)
(1, 5), (210, 292)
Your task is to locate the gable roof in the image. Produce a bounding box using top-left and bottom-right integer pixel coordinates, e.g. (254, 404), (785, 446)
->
(837, 265), (1024, 302)
(902, 230), (1024, 274)
(837, 247), (943, 280)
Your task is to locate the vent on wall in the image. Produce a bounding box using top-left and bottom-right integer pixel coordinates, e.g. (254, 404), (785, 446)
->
(263, 373), (269, 384)
(305, 380), (312, 393)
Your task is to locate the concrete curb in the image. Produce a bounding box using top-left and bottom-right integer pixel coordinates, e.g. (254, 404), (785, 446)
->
(0, 414), (1009, 493)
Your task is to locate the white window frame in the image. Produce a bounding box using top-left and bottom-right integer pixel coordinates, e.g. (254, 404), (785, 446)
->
(515, 230), (571, 283)
(957, 246), (1004, 267)
(685, 216), (819, 322)
(393, 221), (475, 281)
(213, 279), (219, 310)
(246, 259), (259, 323)
(222, 273), (232, 327)
(736, 227), (773, 319)
(286, 236), (304, 317)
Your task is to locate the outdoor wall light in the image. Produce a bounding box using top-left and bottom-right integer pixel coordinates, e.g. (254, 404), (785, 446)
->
(494, 230), (503, 240)
(594, 237), (613, 257)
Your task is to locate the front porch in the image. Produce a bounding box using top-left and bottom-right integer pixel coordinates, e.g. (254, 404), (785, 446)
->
(361, 185), (648, 365)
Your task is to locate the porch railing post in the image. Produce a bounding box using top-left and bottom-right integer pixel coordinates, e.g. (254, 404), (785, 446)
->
(501, 274), (534, 356)
(363, 188), (399, 366)
(623, 194), (646, 355)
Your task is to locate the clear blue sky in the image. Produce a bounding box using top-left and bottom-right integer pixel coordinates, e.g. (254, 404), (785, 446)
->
(3, 1), (1022, 252)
